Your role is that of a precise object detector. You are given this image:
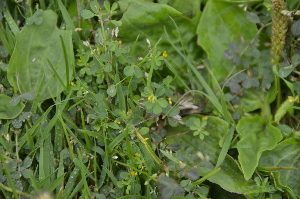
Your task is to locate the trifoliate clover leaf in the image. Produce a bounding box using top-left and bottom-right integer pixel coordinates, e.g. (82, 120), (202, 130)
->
(21, 92), (35, 101)
(168, 117), (179, 127)
(224, 50), (233, 60)
(26, 9), (43, 25)
(155, 86), (165, 97)
(229, 82), (241, 93)
(153, 103), (162, 114)
(249, 46), (261, 58)
(292, 54), (300, 66)
(228, 42), (239, 53)
(232, 54), (241, 65)
(242, 77), (260, 89)
(134, 67), (143, 78)
(140, 127), (149, 135)
(231, 72), (247, 83)
(157, 98), (168, 108)
(124, 65), (135, 76)
(105, 63), (112, 72)
(81, 9), (95, 19)
(9, 96), (21, 106)
(107, 85), (117, 97)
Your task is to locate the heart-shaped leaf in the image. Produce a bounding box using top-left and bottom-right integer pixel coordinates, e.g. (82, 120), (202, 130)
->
(236, 115), (282, 180)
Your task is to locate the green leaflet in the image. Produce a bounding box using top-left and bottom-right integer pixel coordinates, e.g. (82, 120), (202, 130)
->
(259, 138), (300, 197)
(197, 0), (257, 82)
(7, 10), (74, 102)
(236, 115), (282, 180)
(0, 94), (24, 119)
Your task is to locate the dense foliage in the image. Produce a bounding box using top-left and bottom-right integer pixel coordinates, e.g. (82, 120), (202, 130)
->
(1, 0), (300, 198)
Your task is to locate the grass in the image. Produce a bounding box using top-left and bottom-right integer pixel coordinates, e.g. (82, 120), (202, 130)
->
(1, 0), (300, 199)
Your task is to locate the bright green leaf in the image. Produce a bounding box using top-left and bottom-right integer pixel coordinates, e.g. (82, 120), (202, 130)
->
(259, 138), (300, 196)
(7, 10), (74, 102)
(236, 115), (282, 180)
(197, 0), (258, 81)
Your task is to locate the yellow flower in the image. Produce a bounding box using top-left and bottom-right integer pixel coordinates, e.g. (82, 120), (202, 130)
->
(288, 96), (299, 103)
(135, 153), (141, 157)
(162, 51), (168, 58)
(130, 171), (137, 176)
(202, 116), (208, 120)
(142, 138), (149, 144)
(77, 59), (82, 63)
(213, 111), (219, 115)
(71, 82), (76, 86)
(114, 120), (121, 124)
(128, 109), (133, 114)
(179, 161), (186, 167)
(168, 98), (172, 104)
(148, 94), (156, 102)
(118, 40), (122, 44)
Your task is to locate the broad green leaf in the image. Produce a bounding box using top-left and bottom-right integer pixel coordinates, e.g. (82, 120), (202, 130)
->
(220, 0), (262, 2)
(7, 10), (74, 102)
(157, 0), (202, 17)
(259, 138), (300, 196)
(117, 0), (195, 50)
(197, 0), (258, 81)
(165, 115), (263, 194)
(236, 115), (282, 180)
(199, 155), (264, 195)
(0, 94), (24, 119)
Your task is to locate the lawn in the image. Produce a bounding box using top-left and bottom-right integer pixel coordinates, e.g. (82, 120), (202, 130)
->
(0, 0), (300, 198)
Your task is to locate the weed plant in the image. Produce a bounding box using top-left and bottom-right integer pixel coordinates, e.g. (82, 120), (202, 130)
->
(0, 0), (300, 199)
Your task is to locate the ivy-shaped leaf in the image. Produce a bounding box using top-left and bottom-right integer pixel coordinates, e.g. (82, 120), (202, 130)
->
(236, 115), (282, 180)
(259, 138), (300, 196)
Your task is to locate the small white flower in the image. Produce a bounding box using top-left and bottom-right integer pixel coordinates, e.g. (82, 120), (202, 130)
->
(112, 156), (118, 159)
(146, 38), (151, 46)
(83, 41), (90, 47)
(75, 28), (83, 32)
(114, 27), (119, 38)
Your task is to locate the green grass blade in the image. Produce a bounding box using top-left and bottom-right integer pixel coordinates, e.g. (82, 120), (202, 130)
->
(192, 168), (221, 186)
(47, 58), (67, 90)
(77, 149), (91, 198)
(215, 126), (235, 168)
(107, 131), (127, 153)
(0, 154), (18, 198)
(57, 0), (80, 46)
(3, 8), (19, 36)
(60, 35), (70, 91)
